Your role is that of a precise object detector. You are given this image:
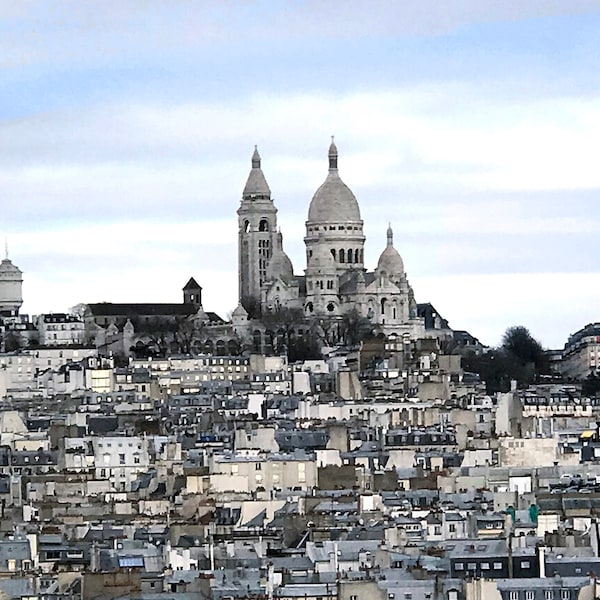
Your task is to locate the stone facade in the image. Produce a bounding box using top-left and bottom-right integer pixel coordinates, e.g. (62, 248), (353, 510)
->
(0, 256), (23, 317)
(237, 141), (424, 339)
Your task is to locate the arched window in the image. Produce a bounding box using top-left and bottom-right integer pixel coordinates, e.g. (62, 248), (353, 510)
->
(305, 302), (314, 314)
(355, 249), (360, 263)
(204, 339), (214, 354)
(339, 249), (345, 263)
(381, 298), (387, 315)
(348, 248), (353, 263)
(259, 219), (269, 232)
(243, 220), (250, 233)
(327, 302), (335, 312)
(360, 249), (364, 263)
(331, 249), (336, 260)
(216, 340), (226, 355)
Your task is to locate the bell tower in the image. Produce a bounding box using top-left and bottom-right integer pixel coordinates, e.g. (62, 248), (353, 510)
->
(237, 147), (277, 316)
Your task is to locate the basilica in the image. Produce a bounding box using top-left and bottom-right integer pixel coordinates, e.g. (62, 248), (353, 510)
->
(237, 140), (425, 339)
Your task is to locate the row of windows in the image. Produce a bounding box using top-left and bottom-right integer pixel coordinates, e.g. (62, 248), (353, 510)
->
(305, 302), (336, 313)
(308, 280), (335, 291)
(242, 219), (271, 232)
(509, 591), (571, 600)
(331, 248), (363, 264)
(307, 225), (361, 232)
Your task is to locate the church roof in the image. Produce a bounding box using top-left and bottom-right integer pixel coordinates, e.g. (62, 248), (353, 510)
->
(307, 141), (361, 224)
(242, 146), (271, 198)
(376, 225), (404, 277)
(339, 271), (375, 294)
(183, 277), (202, 291)
(268, 231), (294, 283)
(88, 303), (195, 317)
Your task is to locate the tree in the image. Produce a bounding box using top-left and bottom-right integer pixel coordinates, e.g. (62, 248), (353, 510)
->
(338, 309), (377, 346)
(582, 374), (600, 398)
(3, 330), (23, 352)
(260, 307), (305, 355)
(463, 325), (549, 394)
(501, 326), (548, 373)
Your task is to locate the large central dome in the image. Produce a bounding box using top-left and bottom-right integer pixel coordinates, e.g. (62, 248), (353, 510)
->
(307, 141), (361, 223)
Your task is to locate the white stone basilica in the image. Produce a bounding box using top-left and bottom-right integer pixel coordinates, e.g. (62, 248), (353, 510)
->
(237, 140), (424, 338)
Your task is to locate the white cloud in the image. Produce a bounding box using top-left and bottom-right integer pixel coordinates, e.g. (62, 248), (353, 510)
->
(413, 272), (600, 348)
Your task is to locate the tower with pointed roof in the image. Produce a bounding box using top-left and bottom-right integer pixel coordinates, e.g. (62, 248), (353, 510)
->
(237, 147), (278, 315)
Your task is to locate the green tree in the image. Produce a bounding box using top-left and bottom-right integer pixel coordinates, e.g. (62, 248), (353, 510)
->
(338, 309), (377, 346)
(501, 326), (548, 374)
(582, 374), (600, 398)
(463, 325), (548, 394)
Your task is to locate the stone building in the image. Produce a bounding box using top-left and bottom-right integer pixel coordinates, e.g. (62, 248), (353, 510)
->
(0, 253), (23, 317)
(561, 322), (600, 380)
(237, 140), (424, 339)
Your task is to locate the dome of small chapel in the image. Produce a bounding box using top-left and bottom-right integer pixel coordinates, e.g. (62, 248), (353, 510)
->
(376, 225), (404, 277)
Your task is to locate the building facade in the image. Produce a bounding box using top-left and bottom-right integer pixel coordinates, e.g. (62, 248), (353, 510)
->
(237, 141), (424, 339)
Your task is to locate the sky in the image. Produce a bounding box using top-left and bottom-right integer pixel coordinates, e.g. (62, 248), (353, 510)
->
(2, 1), (600, 349)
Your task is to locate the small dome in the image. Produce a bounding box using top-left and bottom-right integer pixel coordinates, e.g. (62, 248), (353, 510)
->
(376, 225), (404, 277)
(232, 303), (248, 317)
(243, 146), (271, 198)
(307, 141), (361, 223)
(0, 258), (21, 275)
(268, 232), (294, 283)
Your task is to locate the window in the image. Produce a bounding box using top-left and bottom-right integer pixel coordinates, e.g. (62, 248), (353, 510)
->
(481, 562), (490, 570)
(526, 592), (534, 600)
(521, 560), (530, 569)
(561, 591), (570, 600)
(509, 593), (518, 600)
(545, 592), (554, 600)
(119, 454), (125, 465)
(467, 563), (476, 571)
(454, 562), (464, 571)
(493, 562), (502, 570)
(255, 463), (261, 470)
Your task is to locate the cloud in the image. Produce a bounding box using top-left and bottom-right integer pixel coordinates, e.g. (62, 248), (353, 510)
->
(413, 272), (600, 348)
(3, 0), (600, 72)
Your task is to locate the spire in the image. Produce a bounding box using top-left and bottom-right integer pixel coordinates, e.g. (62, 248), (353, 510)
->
(251, 145), (261, 169)
(387, 223), (393, 247)
(328, 135), (338, 171)
(4, 237), (7, 260)
(242, 145), (271, 199)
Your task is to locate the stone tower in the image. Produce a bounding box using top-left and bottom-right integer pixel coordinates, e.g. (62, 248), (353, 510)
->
(0, 249), (23, 317)
(183, 277), (202, 309)
(237, 147), (277, 315)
